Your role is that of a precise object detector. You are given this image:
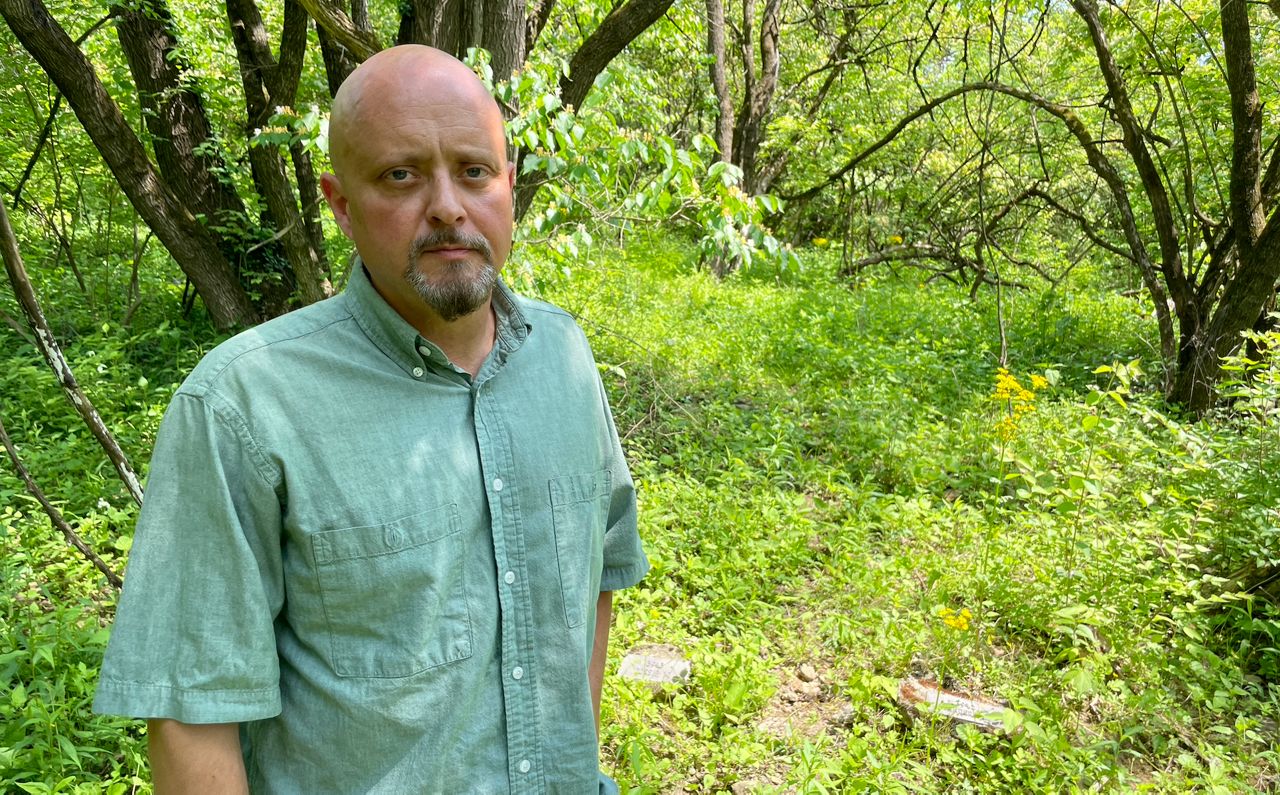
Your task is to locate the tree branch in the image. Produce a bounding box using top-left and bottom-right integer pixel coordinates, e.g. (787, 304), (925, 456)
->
(0, 412), (123, 589)
(559, 0), (676, 113)
(0, 193), (144, 507)
(295, 0), (380, 62)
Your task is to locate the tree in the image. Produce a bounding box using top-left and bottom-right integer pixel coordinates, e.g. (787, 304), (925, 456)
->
(2, 0), (680, 325)
(784, 0), (1280, 412)
(0, 0), (260, 328)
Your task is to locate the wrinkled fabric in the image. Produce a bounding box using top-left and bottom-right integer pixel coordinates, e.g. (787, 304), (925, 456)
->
(94, 263), (648, 793)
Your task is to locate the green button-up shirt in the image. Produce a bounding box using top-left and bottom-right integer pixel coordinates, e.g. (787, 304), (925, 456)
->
(94, 264), (648, 793)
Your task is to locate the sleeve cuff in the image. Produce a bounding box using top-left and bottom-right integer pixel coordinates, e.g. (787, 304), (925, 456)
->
(599, 556), (649, 592)
(93, 678), (281, 724)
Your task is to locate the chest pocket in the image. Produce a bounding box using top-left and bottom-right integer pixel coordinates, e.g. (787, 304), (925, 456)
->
(550, 470), (611, 629)
(311, 504), (472, 678)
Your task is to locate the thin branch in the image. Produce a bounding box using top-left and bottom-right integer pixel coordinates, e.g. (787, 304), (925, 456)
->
(0, 193), (144, 506)
(0, 412), (123, 589)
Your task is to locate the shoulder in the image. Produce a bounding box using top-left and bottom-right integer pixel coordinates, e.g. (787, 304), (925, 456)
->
(514, 294), (589, 344)
(179, 294), (354, 398)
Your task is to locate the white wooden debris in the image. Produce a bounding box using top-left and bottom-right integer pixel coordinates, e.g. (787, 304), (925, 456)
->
(896, 676), (1014, 734)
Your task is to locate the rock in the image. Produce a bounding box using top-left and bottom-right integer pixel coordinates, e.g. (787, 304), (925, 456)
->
(731, 781), (758, 794)
(795, 678), (821, 700)
(832, 704), (856, 728)
(618, 644), (691, 692)
(797, 663), (820, 683)
(896, 677), (1013, 735)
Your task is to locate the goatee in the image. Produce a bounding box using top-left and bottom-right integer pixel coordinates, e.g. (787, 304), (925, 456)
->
(404, 231), (497, 322)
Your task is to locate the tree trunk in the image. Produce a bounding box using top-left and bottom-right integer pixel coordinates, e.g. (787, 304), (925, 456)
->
(0, 0), (258, 328)
(297, 0), (379, 60)
(706, 0), (732, 162)
(317, 26), (358, 96)
(481, 0), (525, 82)
(398, 0), (464, 50)
(732, 0), (780, 195)
(1171, 0), (1280, 412)
(113, 1), (246, 228)
(559, 0), (676, 114)
(525, 0), (556, 56)
(227, 0), (333, 308)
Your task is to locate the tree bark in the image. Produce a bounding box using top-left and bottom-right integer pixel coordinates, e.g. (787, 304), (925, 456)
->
(706, 0), (733, 162)
(0, 0), (258, 328)
(317, 26), (359, 96)
(481, 0), (525, 82)
(525, 0), (556, 56)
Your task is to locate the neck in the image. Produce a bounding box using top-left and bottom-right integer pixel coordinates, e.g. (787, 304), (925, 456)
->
(418, 300), (496, 378)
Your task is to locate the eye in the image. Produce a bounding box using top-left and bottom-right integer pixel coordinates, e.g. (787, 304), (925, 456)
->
(386, 168), (412, 182)
(463, 166), (488, 179)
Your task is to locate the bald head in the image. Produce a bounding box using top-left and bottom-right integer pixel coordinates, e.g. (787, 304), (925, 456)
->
(329, 45), (506, 179)
(318, 44), (517, 335)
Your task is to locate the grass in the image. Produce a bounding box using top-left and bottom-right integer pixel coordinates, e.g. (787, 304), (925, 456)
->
(2, 234), (1278, 792)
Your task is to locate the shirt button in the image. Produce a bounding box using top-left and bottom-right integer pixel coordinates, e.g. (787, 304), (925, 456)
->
(518, 759), (531, 774)
(512, 666), (523, 680)
(504, 571), (515, 585)
(492, 477), (504, 492)
(418, 345), (430, 357)
(411, 366), (424, 378)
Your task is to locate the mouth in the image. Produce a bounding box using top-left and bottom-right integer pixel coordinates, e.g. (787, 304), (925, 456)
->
(420, 246), (476, 260)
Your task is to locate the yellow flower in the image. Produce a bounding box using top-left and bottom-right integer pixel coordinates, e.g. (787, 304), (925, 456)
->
(1030, 374), (1049, 390)
(813, 237), (829, 247)
(937, 606), (972, 631)
(991, 368), (1037, 438)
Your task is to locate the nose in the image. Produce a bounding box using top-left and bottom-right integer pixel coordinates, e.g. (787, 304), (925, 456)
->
(425, 174), (465, 226)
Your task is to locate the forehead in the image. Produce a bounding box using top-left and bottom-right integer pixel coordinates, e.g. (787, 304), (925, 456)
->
(335, 66), (506, 165)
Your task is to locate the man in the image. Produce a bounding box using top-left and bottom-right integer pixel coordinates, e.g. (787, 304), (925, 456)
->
(94, 45), (648, 793)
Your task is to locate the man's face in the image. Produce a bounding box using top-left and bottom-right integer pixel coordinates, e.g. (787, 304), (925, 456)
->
(321, 52), (515, 326)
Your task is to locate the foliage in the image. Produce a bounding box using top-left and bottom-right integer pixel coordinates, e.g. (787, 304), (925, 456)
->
(3, 233), (1279, 790)
(473, 48), (796, 278)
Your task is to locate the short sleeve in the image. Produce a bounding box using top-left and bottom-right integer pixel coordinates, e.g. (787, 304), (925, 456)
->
(596, 373), (648, 593)
(93, 392), (284, 723)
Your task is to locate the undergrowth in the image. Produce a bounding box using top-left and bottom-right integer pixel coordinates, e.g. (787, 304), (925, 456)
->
(2, 235), (1277, 792)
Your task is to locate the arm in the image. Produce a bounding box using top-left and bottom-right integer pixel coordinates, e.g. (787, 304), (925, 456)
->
(589, 590), (613, 737)
(147, 719), (248, 794)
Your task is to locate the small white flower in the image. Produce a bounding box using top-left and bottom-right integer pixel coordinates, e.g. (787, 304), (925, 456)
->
(97, 498), (110, 511)
(97, 363), (107, 373)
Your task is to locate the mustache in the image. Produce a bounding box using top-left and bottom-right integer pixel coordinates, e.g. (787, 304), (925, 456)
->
(409, 230), (493, 260)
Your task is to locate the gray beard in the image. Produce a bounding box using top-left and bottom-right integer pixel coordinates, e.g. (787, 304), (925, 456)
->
(404, 231), (498, 322)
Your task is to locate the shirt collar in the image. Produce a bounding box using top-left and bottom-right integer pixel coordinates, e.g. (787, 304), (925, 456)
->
(344, 258), (530, 378)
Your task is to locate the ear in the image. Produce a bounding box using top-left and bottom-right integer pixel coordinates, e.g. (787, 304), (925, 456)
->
(506, 161), (516, 192)
(319, 173), (354, 240)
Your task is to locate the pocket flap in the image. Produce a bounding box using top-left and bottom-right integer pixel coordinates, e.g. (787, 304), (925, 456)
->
(312, 504), (459, 564)
(548, 470), (611, 506)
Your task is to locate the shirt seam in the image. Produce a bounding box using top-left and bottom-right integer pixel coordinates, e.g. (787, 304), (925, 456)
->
(183, 309), (355, 394)
(178, 392), (280, 492)
(98, 678), (278, 696)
